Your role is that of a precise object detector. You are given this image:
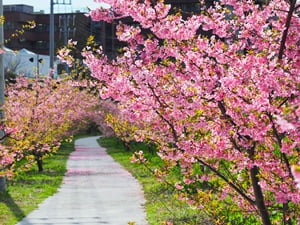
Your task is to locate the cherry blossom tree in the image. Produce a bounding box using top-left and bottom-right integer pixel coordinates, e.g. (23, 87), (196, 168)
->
(78, 0), (300, 224)
(0, 125), (21, 177)
(3, 77), (102, 172)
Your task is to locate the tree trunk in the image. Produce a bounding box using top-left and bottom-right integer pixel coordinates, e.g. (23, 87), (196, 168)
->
(283, 202), (292, 225)
(37, 158), (43, 172)
(123, 141), (131, 151)
(250, 166), (271, 225)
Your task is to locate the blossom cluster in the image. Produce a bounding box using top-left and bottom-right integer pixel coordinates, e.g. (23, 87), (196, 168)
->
(1, 77), (104, 173)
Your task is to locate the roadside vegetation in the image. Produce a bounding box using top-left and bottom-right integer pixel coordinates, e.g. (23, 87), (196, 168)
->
(0, 135), (82, 225)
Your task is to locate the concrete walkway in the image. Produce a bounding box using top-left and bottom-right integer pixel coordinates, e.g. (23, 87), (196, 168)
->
(16, 136), (148, 225)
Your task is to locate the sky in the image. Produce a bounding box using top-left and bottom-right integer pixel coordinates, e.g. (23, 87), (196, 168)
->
(3, 0), (107, 13)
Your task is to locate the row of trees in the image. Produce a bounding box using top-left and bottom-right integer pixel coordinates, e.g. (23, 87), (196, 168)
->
(73, 0), (299, 224)
(0, 77), (108, 175)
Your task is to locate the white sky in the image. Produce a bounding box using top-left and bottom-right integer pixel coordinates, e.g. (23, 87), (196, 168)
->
(3, 0), (107, 13)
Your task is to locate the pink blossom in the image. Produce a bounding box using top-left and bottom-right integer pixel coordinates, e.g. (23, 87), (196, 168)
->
(275, 115), (296, 132)
(292, 165), (300, 189)
(175, 182), (184, 190)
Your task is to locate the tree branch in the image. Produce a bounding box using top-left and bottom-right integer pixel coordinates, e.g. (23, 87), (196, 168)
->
(195, 156), (256, 206)
(278, 0), (297, 60)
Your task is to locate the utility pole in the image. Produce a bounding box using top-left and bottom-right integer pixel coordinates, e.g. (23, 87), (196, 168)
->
(0, 0), (6, 192)
(49, 0), (72, 77)
(50, 0), (54, 74)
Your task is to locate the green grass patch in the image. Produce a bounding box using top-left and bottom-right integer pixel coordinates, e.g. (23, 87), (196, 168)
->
(98, 136), (211, 225)
(0, 134), (92, 225)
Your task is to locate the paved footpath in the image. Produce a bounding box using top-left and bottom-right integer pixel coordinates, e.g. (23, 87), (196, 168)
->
(16, 136), (148, 225)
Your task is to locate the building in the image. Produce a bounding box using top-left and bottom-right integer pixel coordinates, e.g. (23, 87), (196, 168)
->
(3, 46), (51, 77)
(3, 4), (97, 56)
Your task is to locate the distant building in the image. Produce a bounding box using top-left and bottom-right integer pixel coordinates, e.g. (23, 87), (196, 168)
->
(3, 4), (99, 56)
(3, 46), (51, 77)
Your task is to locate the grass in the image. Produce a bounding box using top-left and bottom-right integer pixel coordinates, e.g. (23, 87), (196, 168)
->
(0, 133), (94, 225)
(98, 136), (211, 225)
